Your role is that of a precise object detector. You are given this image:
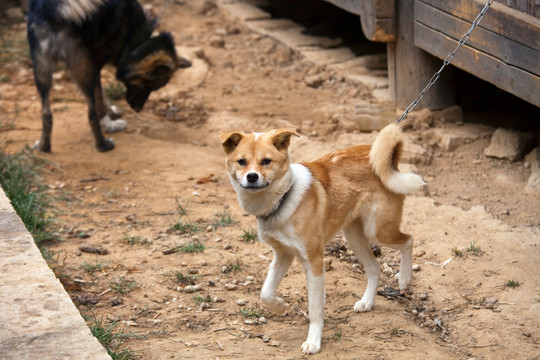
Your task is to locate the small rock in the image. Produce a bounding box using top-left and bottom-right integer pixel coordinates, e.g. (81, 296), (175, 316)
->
(246, 275), (255, 282)
(525, 172), (540, 196)
(270, 340), (281, 347)
(419, 291), (428, 301)
(209, 35), (225, 48)
(236, 299), (248, 306)
(412, 264), (421, 272)
(484, 127), (535, 161)
(189, 268), (199, 275)
(407, 108), (433, 129)
(525, 148), (540, 172)
(304, 74), (326, 88)
(184, 284), (203, 293)
(224, 283), (237, 291)
(258, 316), (267, 324)
(110, 297), (123, 307)
(262, 335), (271, 343)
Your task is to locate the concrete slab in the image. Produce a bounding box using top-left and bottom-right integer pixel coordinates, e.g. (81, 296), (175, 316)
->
(0, 187), (110, 360)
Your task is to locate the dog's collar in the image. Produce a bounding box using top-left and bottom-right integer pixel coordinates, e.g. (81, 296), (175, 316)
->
(256, 185), (293, 220)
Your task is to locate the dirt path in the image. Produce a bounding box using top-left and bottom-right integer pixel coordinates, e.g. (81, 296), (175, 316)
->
(1, 1), (539, 359)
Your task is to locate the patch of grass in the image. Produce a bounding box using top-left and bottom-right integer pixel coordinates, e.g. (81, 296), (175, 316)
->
(332, 328), (342, 342)
(124, 234), (142, 246)
(171, 270), (201, 285)
(451, 247), (464, 258)
(390, 327), (400, 336)
(241, 227), (258, 243)
(175, 239), (206, 253)
(193, 293), (212, 304)
(505, 279), (520, 288)
(82, 261), (107, 274)
(222, 259), (243, 274)
(466, 242), (482, 256)
(213, 208), (233, 228)
(169, 220), (199, 234)
(168, 198), (199, 234)
(240, 306), (264, 319)
(105, 81), (126, 101)
(86, 314), (139, 360)
(0, 146), (54, 245)
(111, 277), (137, 294)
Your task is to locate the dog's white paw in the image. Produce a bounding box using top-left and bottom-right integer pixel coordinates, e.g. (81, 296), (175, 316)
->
(262, 296), (287, 315)
(301, 338), (321, 354)
(354, 298), (374, 313)
(396, 272), (411, 290)
(33, 140), (41, 150)
(100, 115), (127, 133)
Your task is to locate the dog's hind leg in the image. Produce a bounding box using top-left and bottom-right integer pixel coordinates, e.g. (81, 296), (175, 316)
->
(344, 221), (380, 312)
(69, 55), (115, 151)
(260, 243), (294, 315)
(29, 32), (54, 152)
(386, 234), (413, 291)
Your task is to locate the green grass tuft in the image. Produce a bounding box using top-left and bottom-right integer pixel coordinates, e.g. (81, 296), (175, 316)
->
(86, 314), (139, 360)
(0, 146), (54, 244)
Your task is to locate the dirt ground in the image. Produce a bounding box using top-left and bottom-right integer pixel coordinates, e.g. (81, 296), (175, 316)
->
(1, 1), (539, 359)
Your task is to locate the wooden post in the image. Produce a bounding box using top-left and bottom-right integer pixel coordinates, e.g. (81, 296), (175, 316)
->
(388, 0), (455, 110)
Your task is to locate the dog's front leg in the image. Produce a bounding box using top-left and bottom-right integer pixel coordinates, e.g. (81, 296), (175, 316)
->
(300, 260), (325, 354)
(260, 246), (294, 314)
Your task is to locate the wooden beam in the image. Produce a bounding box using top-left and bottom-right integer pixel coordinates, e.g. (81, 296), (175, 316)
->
(414, 21), (540, 107)
(415, 0), (540, 75)
(419, 0), (540, 50)
(358, 0), (396, 42)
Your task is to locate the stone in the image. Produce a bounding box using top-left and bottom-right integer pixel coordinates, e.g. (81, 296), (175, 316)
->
(406, 108), (434, 129)
(431, 124), (494, 152)
(304, 74), (326, 88)
(525, 172), (540, 196)
(484, 128), (535, 161)
(525, 148), (540, 173)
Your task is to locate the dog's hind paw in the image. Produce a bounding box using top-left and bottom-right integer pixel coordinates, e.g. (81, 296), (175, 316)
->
(301, 339), (321, 354)
(101, 115), (127, 133)
(33, 140), (51, 153)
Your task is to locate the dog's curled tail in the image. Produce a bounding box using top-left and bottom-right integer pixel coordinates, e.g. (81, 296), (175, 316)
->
(369, 124), (425, 195)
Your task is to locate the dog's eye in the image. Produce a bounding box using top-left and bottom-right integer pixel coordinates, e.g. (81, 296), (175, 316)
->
(261, 158), (272, 165)
(237, 159), (247, 166)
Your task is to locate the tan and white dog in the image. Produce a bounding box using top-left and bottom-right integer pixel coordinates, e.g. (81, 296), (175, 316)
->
(219, 124), (425, 354)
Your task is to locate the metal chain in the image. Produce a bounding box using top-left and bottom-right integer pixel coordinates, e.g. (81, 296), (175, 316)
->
(396, 0), (495, 124)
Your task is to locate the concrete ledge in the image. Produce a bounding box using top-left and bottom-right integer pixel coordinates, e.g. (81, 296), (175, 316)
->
(0, 187), (110, 359)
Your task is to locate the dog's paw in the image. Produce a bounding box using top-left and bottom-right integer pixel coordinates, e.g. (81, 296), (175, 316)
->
(33, 140), (51, 153)
(301, 339), (321, 354)
(101, 115), (127, 133)
(262, 296), (287, 315)
(97, 137), (115, 152)
(353, 298), (374, 313)
(396, 272), (411, 290)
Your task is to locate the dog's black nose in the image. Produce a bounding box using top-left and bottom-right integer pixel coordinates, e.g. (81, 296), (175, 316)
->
(246, 172), (259, 183)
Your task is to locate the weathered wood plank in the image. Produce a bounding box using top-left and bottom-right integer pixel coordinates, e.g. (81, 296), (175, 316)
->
(420, 0), (540, 50)
(358, 0), (396, 41)
(414, 21), (540, 107)
(389, 0), (454, 109)
(415, 0), (540, 75)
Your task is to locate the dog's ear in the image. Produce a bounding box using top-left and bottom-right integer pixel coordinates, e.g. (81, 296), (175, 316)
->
(271, 128), (299, 151)
(220, 132), (244, 155)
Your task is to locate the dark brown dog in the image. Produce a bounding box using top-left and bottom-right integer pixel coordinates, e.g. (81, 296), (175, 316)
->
(27, 0), (191, 152)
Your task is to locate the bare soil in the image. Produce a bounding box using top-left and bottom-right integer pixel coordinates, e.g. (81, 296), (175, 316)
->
(1, 1), (539, 359)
